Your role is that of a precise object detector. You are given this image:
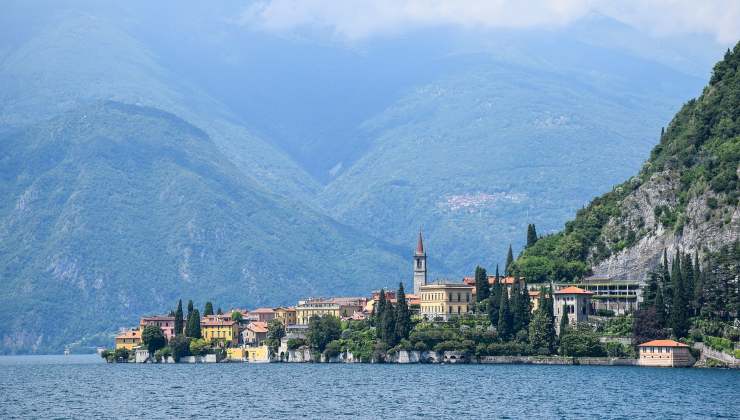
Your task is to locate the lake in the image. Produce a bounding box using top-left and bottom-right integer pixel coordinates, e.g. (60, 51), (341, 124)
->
(0, 355), (738, 419)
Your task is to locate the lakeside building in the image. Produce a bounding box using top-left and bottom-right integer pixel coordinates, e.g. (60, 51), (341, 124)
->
(201, 318), (239, 346)
(463, 275), (527, 299)
(554, 286), (594, 335)
(250, 308), (276, 323)
(140, 316), (177, 341)
(419, 282), (474, 321)
(638, 340), (693, 367)
(274, 307), (297, 326)
(243, 321), (269, 345)
(295, 297), (366, 324)
(557, 276), (642, 315)
(115, 329), (141, 350)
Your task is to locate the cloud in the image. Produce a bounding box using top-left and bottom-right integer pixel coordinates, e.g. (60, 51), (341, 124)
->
(240, 0), (740, 44)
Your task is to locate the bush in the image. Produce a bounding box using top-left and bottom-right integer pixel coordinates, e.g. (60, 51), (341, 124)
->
(287, 338), (307, 350)
(705, 336), (733, 353)
(605, 342), (627, 358)
(154, 346), (172, 362)
(433, 340), (462, 352)
(323, 340), (341, 359)
(559, 324), (606, 357)
(486, 342), (530, 356)
(413, 341), (428, 352)
(113, 348), (131, 362)
(169, 335), (191, 362)
(595, 309), (615, 317)
(189, 338), (210, 356)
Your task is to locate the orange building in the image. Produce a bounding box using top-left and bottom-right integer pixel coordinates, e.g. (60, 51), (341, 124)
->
(638, 340), (693, 367)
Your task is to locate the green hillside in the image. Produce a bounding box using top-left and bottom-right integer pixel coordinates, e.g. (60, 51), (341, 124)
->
(0, 102), (406, 353)
(513, 43), (740, 282)
(321, 60), (699, 277)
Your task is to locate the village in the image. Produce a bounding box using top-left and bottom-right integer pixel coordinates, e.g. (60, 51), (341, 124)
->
(106, 232), (717, 368)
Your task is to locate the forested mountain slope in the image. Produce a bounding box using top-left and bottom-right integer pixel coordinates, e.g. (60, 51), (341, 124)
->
(514, 43), (740, 282)
(0, 102), (406, 353)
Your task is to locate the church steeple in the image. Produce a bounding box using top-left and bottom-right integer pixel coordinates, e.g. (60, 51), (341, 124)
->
(413, 228), (427, 295)
(416, 230), (425, 255)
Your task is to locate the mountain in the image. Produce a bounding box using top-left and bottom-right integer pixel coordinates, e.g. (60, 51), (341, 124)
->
(0, 102), (406, 353)
(320, 52), (703, 278)
(514, 43), (740, 282)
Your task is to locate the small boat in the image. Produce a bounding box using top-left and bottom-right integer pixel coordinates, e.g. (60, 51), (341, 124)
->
(64, 348), (70, 356)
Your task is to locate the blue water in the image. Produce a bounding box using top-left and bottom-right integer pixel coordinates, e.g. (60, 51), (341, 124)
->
(0, 355), (738, 419)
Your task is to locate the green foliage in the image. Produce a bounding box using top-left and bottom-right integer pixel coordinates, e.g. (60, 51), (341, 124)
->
(497, 287), (514, 340)
(604, 342), (633, 358)
(169, 335), (191, 362)
(141, 325), (166, 355)
(595, 309), (615, 317)
(558, 324), (606, 357)
(394, 283), (412, 341)
(323, 340), (342, 359)
(113, 348), (131, 362)
(231, 311), (243, 322)
(512, 44), (740, 282)
(704, 336), (734, 353)
(185, 309), (201, 339)
(528, 303), (556, 355)
(203, 302), (214, 317)
(189, 338), (210, 356)
(266, 319), (286, 353)
(287, 338), (307, 350)
(174, 300), (184, 337)
(602, 315), (633, 336)
(154, 346), (172, 362)
(526, 224), (538, 248)
(474, 266), (489, 303)
(307, 315), (342, 352)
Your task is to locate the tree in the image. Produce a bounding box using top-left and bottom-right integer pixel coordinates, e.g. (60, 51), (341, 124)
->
(267, 318), (286, 354)
(497, 288), (513, 340)
(186, 309), (201, 339)
(670, 251), (689, 338)
(654, 285), (666, 328)
(217, 307), (223, 315)
(474, 266), (489, 303)
(559, 303), (570, 336)
(505, 245), (514, 276)
(529, 288), (556, 354)
(488, 276), (502, 326)
(681, 252), (695, 315)
(174, 299), (184, 336)
(660, 250), (672, 309)
(558, 324), (605, 357)
(380, 299), (397, 346)
(204, 302), (214, 317)
(375, 289), (387, 331)
(231, 311), (243, 322)
(394, 283), (411, 341)
(169, 335), (191, 362)
(307, 315), (341, 352)
(517, 279), (531, 331)
(527, 224), (538, 248)
(643, 272), (659, 308)
(633, 306), (668, 348)
(692, 251), (703, 315)
(142, 325), (166, 356)
(187, 300), (194, 316)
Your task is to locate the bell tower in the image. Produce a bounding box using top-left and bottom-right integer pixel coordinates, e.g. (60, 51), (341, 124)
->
(413, 229), (427, 294)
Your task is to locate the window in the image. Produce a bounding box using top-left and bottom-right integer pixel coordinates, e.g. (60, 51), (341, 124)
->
(457, 293), (461, 302)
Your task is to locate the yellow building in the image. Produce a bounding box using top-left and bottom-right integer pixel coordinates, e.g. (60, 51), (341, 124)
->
(295, 299), (341, 325)
(226, 347), (246, 361)
(274, 307), (297, 326)
(201, 319), (239, 346)
(419, 283), (474, 321)
(114, 329), (142, 350)
(245, 345), (270, 362)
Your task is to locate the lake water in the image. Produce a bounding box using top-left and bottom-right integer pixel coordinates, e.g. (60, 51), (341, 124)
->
(0, 355), (738, 419)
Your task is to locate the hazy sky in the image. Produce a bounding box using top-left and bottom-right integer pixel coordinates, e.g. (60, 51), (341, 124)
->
(240, 0), (740, 44)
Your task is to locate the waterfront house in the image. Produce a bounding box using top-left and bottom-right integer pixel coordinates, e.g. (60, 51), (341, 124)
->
(251, 308), (276, 323)
(201, 318), (239, 346)
(140, 316), (177, 341)
(557, 276), (642, 315)
(243, 321), (269, 345)
(245, 345), (270, 363)
(274, 307), (297, 326)
(295, 299), (341, 324)
(419, 282), (474, 321)
(638, 340), (693, 367)
(115, 329), (142, 350)
(554, 286), (593, 334)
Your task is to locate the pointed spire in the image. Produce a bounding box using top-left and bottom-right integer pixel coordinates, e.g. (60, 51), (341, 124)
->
(416, 229), (425, 255)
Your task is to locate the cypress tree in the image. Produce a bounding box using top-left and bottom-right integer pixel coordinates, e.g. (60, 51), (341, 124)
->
(518, 279), (531, 330)
(692, 252), (703, 315)
(505, 245), (514, 276)
(174, 299), (184, 336)
(526, 224), (538, 248)
(188, 309), (202, 339)
(497, 288), (513, 340)
(474, 266), (489, 303)
(682, 252), (694, 314)
(187, 300), (194, 317)
(376, 289), (387, 335)
(654, 285), (666, 328)
(510, 283), (522, 332)
(204, 302), (214, 317)
(558, 303), (570, 336)
(670, 252), (689, 338)
(488, 276), (502, 326)
(394, 283), (411, 341)
(643, 272), (659, 308)
(381, 300), (397, 346)
(661, 250), (672, 309)
(529, 288), (555, 354)
(217, 307), (223, 315)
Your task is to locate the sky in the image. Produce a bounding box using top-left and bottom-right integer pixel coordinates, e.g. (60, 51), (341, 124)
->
(239, 0), (740, 45)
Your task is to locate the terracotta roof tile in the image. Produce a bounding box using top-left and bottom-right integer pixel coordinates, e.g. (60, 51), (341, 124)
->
(638, 339), (689, 347)
(555, 286), (594, 295)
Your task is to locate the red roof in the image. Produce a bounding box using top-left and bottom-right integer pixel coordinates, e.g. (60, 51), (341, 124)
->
(201, 319), (236, 327)
(252, 308), (275, 314)
(638, 339), (689, 347)
(555, 286), (593, 295)
(416, 230), (425, 254)
(247, 321), (268, 333)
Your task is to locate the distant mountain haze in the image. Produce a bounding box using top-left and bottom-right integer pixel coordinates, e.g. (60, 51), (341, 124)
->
(0, 2), (732, 352)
